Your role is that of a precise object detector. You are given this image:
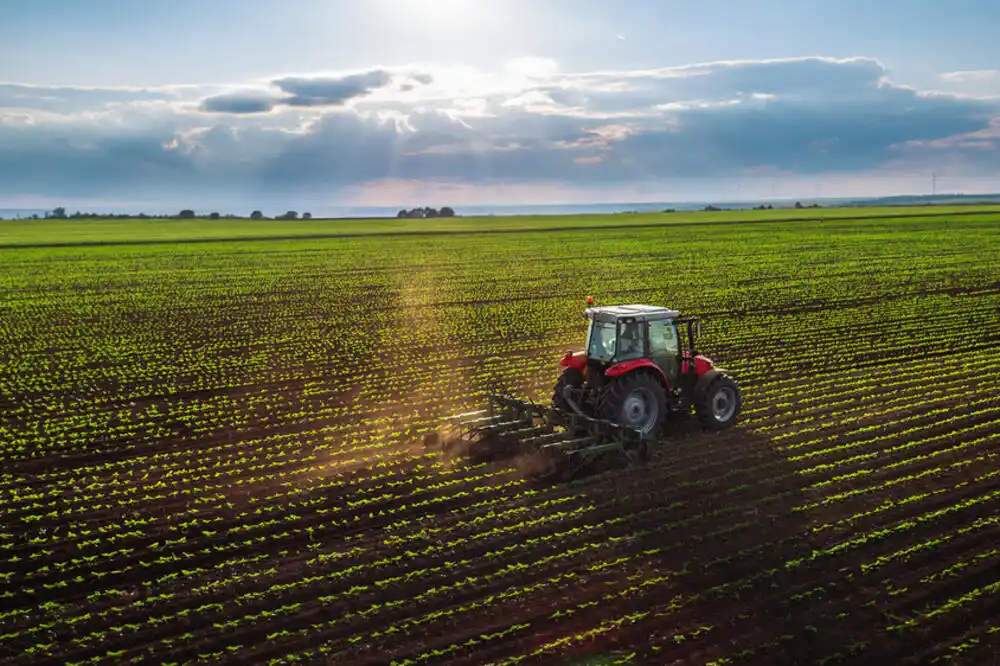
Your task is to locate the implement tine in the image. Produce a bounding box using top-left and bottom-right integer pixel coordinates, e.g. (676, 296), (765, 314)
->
(539, 435), (599, 451)
(444, 409), (490, 422)
(453, 414), (508, 429)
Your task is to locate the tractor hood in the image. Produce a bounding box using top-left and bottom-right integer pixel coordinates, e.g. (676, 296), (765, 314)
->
(560, 351), (588, 371)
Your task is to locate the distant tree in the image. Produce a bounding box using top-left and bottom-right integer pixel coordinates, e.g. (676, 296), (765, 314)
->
(439, 206), (455, 217)
(178, 209), (196, 219)
(703, 205), (721, 212)
(423, 207), (439, 218)
(302, 212), (312, 220)
(397, 209), (407, 218)
(47, 207), (67, 219)
(794, 201), (804, 209)
(250, 210), (264, 220)
(662, 208), (676, 213)
(209, 212), (220, 220)
(277, 211), (298, 220)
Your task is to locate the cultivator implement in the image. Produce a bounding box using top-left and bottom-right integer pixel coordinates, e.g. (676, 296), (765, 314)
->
(431, 392), (650, 481)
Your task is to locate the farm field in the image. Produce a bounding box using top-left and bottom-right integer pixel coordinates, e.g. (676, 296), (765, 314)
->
(2, 207), (1000, 665)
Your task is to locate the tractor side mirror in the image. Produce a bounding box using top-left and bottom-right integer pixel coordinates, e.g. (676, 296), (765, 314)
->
(695, 320), (702, 339)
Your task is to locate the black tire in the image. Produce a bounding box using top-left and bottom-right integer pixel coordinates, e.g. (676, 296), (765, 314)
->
(552, 368), (585, 412)
(695, 374), (741, 430)
(600, 371), (667, 439)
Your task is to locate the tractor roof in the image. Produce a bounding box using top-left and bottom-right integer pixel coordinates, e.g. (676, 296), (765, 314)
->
(585, 304), (680, 322)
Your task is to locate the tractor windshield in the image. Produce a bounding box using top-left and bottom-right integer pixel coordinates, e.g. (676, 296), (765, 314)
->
(587, 319), (617, 361)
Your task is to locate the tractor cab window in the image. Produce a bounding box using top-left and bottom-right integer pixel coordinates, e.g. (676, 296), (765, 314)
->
(617, 319), (643, 361)
(588, 320), (617, 361)
(649, 319), (679, 356)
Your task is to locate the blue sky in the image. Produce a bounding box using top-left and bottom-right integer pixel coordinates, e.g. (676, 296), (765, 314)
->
(1, 0), (999, 211)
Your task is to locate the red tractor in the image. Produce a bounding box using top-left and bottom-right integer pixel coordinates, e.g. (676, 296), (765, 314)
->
(436, 301), (742, 479)
(552, 302), (741, 437)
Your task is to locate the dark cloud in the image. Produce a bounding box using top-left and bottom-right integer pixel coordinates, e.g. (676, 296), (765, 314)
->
(272, 69), (393, 107)
(0, 125), (195, 200)
(200, 92), (277, 114)
(195, 69), (405, 115)
(600, 98), (992, 179)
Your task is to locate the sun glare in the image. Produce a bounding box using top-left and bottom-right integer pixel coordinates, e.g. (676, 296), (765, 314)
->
(381, 0), (479, 30)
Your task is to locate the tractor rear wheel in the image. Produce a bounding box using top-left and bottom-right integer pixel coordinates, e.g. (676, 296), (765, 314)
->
(695, 374), (741, 430)
(601, 371), (667, 439)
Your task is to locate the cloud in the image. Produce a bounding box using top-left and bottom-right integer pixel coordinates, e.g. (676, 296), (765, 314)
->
(940, 70), (1000, 83)
(199, 91), (278, 114)
(0, 82), (181, 113)
(547, 57), (894, 115)
(1, 56), (999, 206)
(272, 69), (393, 107)
(197, 68), (434, 115)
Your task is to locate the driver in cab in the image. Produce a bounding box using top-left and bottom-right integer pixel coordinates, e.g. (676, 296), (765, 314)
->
(619, 321), (641, 358)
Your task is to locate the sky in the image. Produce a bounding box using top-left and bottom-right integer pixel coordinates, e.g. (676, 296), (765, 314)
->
(2, 0), (1000, 212)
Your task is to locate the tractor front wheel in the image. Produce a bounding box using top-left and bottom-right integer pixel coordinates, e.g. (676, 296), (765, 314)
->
(695, 374), (741, 430)
(601, 371), (667, 439)
(552, 367), (587, 431)
(552, 368), (584, 413)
